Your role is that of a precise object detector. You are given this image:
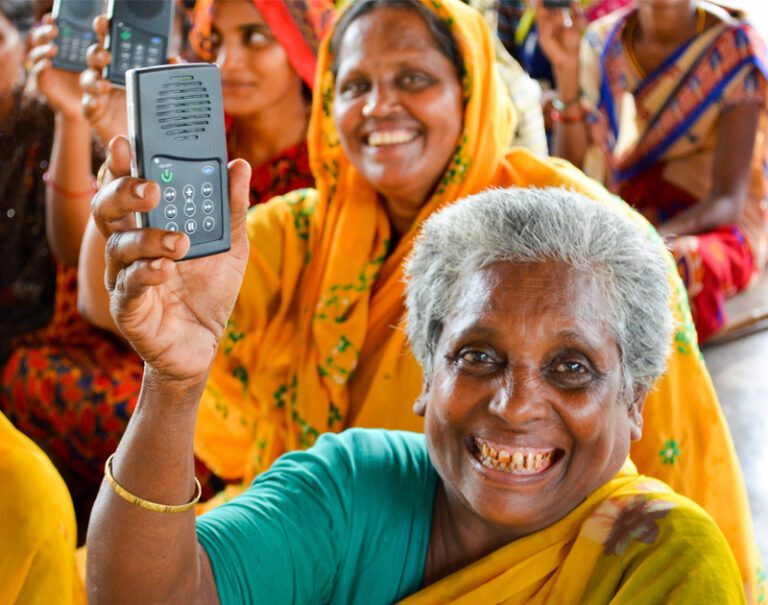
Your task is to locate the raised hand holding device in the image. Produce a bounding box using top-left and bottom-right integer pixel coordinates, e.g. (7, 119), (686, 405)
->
(51, 0), (104, 72)
(126, 63), (230, 259)
(105, 0), (174, 86)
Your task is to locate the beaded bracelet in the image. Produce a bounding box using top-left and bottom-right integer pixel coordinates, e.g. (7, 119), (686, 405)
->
(104, 453), (201, 514)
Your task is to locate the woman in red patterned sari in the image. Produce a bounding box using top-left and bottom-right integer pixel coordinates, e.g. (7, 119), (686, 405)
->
(537, 0), (768, 342)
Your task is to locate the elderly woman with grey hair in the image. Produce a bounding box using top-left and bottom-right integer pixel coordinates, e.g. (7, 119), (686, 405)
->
(86, 186), (743, 604)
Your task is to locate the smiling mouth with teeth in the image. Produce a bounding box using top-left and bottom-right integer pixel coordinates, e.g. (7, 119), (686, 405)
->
(473, 437), (560, 475)
(366, 129), (419, 147)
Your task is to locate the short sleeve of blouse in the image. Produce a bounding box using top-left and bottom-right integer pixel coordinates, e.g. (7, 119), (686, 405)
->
(196, 429), (436, 605)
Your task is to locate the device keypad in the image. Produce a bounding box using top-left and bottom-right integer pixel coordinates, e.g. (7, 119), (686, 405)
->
(56, 21), (95, 67)
(114, 21), (165, 78)
(149, 157), (223, 244)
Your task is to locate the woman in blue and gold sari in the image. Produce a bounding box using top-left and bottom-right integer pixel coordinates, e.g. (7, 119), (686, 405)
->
(537, 0), (768, 342)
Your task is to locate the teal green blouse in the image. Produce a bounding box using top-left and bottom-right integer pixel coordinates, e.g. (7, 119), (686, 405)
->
(196, 429), (437, 604)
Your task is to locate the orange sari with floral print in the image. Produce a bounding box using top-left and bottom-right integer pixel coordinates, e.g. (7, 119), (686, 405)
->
(401, 460), (749, 604)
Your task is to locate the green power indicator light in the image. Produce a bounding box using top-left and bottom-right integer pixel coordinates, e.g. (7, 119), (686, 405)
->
(120, 28), (132, 41)
(61, 26), (72, 37)
(160, 169), (173, 183)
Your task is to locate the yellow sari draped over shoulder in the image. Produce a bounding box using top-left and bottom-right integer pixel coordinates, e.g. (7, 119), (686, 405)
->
(401, 460), (746, 604)
(0, 412), (85, 604)
(193, 0), (761, 596)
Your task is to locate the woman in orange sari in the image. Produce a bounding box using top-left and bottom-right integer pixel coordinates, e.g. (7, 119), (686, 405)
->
(87, 0), (760, 596)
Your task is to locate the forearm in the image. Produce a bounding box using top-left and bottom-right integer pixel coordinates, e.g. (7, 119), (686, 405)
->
(658, 195), (745, 237)
(551, 66), (590, 167)
(87, 368), (214, 604)
(660, 103), (761, 238)
(46, 113), (96, 265)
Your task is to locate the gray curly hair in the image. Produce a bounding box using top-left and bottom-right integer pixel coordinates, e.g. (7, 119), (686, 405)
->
(403, 187), (674, 403)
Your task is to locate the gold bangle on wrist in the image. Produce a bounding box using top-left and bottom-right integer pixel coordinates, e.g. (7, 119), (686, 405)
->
(104, 453), (201, 514)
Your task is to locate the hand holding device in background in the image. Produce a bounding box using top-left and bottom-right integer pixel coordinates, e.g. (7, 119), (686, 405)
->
(542, 0), (575, 25)
(27, 12), (99, 266)
(104, 0), (174, 86)
(80, 14), (126, 144)
(29, 13), (87, 121)
(51, 0), (103, 73)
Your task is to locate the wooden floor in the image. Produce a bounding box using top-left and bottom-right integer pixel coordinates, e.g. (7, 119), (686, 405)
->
(704, 329), (768, 562)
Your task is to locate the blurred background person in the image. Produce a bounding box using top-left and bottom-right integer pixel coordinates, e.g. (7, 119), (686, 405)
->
(536, 0), (768, 342)
(0, 0), (56, 364)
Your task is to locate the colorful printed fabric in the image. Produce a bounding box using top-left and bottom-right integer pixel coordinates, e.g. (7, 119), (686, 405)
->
(0, 411), (85, 604)
(620, 162), (757, 340)
(192, 0), (760, 596)
(580, 2), (768, 339)
(0, 266), (144, 515)
(672, 225), (755, 338)
(403, 458), (746, 604)
(220, 112), (316, 206)
(189, 0), (336, 88)
(248, 142), (313, 205)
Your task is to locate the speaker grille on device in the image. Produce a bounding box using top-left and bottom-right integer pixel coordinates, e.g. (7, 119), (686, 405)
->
(123, 0), (165, 19)
(155, 75), (211, 141)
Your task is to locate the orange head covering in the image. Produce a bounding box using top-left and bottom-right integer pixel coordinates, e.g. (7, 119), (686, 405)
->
(189, 0), (336, 89)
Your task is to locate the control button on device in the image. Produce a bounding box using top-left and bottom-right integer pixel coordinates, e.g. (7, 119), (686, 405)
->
(164, 205), (177, 219)
(201, 182), (213, 197)
(201, 165), (215, 176)
(202, 199), (214, 214)
(163, 187), (176, 202)
(183, 184), (195, 199)
(160, 168), (173, 183)
(203, 217), (215, 232)
(165, 222), (179, 232)
(183, 200), (196, 217)
(184, 219), (197, 234)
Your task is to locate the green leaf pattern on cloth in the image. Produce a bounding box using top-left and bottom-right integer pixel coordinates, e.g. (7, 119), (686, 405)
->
(660, 439), (680, 465)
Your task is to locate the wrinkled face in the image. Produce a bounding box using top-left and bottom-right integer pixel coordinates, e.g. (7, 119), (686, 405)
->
(333, 7), (464, 208)
(0, 12), (24, 102)
(209, 0), (304, 117)
(420, 261), (642, 536)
